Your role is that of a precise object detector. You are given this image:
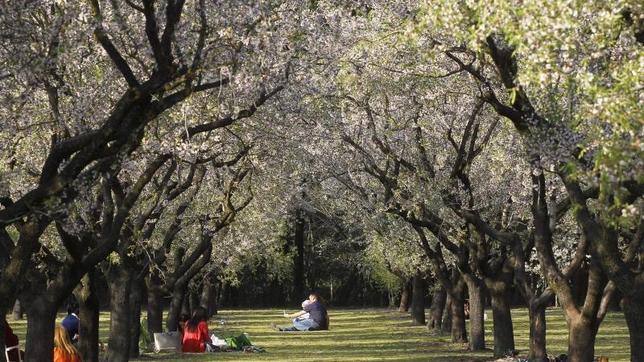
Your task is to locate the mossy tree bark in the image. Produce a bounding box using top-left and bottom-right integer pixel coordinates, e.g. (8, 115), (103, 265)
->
(410, 271), (426, 325)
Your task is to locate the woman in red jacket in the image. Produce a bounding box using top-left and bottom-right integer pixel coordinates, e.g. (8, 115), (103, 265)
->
(182, 307), (212, 353)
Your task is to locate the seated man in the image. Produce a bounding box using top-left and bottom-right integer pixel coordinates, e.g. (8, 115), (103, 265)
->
(294, 300), (311, 322)
(61, 305), (80, 342)
(272, 292), (328, 331)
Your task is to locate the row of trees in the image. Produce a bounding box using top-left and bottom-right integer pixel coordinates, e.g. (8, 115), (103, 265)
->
(0, 1), (641, 362)
(0, 0), (310, 360)
(264, 2), (642, 361)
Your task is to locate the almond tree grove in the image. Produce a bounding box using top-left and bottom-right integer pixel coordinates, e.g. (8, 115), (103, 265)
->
(0, 1), (641, 362)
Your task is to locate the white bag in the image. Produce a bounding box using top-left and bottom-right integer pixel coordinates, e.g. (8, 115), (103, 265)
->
(153, 331), (182, 353)
(210, 335), (228, 347)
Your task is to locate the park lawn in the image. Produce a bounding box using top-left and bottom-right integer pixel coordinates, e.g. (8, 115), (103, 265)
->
(6, 308), (630, 361)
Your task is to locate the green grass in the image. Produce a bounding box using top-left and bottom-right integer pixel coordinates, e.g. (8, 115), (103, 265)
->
(6, 308), (630, 361)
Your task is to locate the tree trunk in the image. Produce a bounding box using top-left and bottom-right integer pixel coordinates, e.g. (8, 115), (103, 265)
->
(441, 293), (452, 334)
(489, 287), (515, 356)
(450, 293), (467, 343)
(200, 278), (217, 317)
(528, 301), (548, 362)
(463, 274), (485, 350)
(293, 210), (305, 301)
(146, 273), (163, 334)
(78, 271), (100, 362)
(11, 299), (23, 320)
(212, 280), (221, 315)
(166, 285), (187, 332)
(398, 278), (412, 312)
(623, 291), (644, 362)
(0, 318), (6, 362)
(181, 292), (191, 317)
(388, 290), (397, 308)
(567, 317), (597, 362)
(410, 272), (426, 325)
(24, 302), (57, 360)
(166, 241), (213, 330)
(200, 279), (211, 309)
(129, 278), (143, 358)
(428, 287), (446, 331)
(105, 268), (133, 362)
(0, 218), (46, 348)
(189, 288), (200, 314)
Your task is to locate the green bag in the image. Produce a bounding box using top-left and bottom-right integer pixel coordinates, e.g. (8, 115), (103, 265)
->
(225, 333), (252, 349)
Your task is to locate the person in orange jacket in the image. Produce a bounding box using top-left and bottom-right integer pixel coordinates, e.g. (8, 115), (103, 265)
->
(53, 325), (81, 362)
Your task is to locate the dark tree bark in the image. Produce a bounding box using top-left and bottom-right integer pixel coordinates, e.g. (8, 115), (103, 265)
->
(293, 209), (305, 301)
(623, 293), (644, 362)
(489, 286), (515, 356)
(450, 292), (467, 343)
(563, 179), (644, 362)
(428, 287), (446, 331)
(0, 218), (47, 335)
(0, 318), (6, 362)
(0, 319), (5, 362)
(530, 171), (613, 362)
(166, 238), (214, 330)
(413, 228), (467, 343)
(78, 271), (100, 362)
(129, 277), (144, 358)
(437, 269), (468, 344)
(212, 280), (221, 316)
(146, 272), (163, 334)
(166, 233), (209, 327)
(441, 293), (452, 334)
(509, 231), (553, 361)
(567, 316), (598, 362)
(105, 266), (133, 362)
(21, 252), (89, 361)
(410, 272), (426, 325)
(398, 278), (412, 312)
(24, 300), (57, 360)
(200, 277), (218, 317)
(528, 301), (548, 361)
(181, 291), (191, 317)
(167, 240), (214, 329)
(463, 274), (485, 351)
(565, 258), (615, 362)
(189, 288), (200, 314)
(166, 284), (187, 332)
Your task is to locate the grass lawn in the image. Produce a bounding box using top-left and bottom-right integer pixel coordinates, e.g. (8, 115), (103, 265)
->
(6, 308), (630, 361)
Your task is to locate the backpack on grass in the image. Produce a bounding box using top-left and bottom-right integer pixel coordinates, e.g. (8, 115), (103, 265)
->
(224, 333), (252, 349)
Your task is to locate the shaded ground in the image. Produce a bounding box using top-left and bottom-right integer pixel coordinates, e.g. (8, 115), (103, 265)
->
(7, 308), (630, 361)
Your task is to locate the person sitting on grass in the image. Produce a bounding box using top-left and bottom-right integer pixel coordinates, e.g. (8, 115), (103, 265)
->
(272, 292), (328, 331)
(53, 325), (81, 362)
(61, 305), (80, 343)
(182, 307), (213, 353)
(294, 299), (311, 322)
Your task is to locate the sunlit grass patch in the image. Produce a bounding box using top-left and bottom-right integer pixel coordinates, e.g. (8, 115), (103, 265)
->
(6, 307), (629, 361)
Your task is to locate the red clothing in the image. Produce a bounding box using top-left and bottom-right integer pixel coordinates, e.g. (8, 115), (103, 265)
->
(53, 347), (81, 362)
(181, 321), (210, 353)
